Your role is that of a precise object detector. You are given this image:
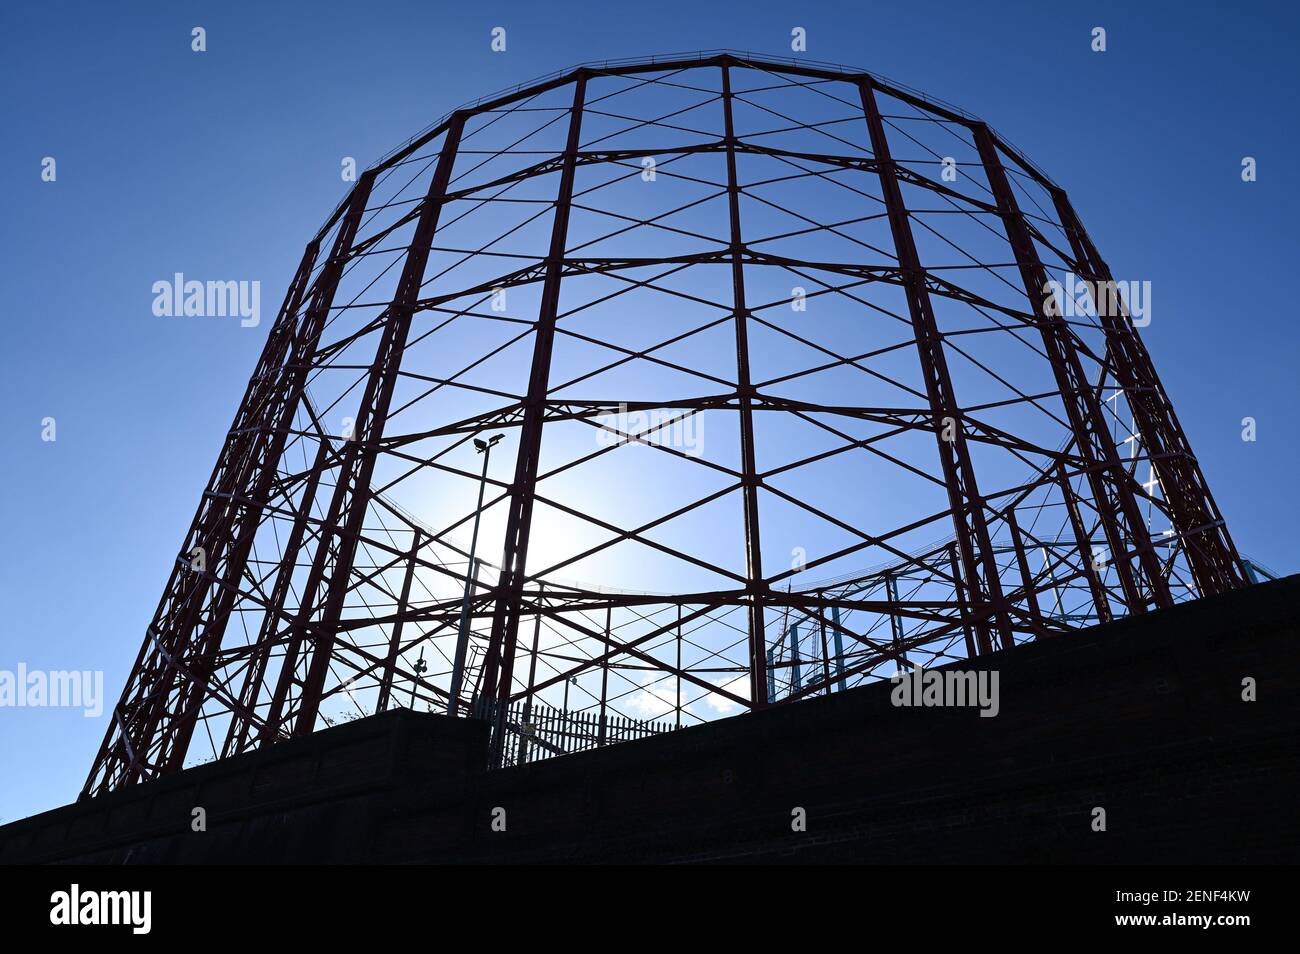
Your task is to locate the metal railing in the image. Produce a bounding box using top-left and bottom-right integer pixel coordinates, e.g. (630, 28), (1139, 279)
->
(482, 698), (678, 768)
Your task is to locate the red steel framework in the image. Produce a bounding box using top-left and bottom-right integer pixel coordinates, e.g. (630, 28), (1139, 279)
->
(84, 51), (1247, 794)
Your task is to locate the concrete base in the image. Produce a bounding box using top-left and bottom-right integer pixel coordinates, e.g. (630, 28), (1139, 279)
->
(4, 576), (1298, 864)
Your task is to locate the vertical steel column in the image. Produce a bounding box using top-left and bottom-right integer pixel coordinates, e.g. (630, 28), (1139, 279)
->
(598, 605), (611, 746)
(817, 605), (832, 691)
(449, 437), (499, 715)
(973, 125), (1170, 616)
(1050, 189), (1247, 595)
(721, 60), (771, 706)
(376, 529), (423, 713)
(262, 117), (466, 742)
(860, 81), (1010, 654)
(480, 75), (588, 756)
(675, 604), (682, 728)
(830, 604), (847, 690)
(884, 571), (909, 667)
(519, 584), (544, 764)
(1004, 509), (1046, 636)
(1057, 463), (1111, 621)
(947, 543), (977, 657)
(787, 623), (802, 691)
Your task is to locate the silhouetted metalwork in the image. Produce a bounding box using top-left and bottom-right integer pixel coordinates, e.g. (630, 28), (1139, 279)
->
(85, 51), (1246, 795)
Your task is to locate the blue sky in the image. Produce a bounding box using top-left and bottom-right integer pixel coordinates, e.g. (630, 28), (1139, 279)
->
(2, 0), (1296, 822)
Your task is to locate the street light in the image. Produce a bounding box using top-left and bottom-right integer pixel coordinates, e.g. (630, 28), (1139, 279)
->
(447, 433), (504, 716)
(408, 648), (427, 710)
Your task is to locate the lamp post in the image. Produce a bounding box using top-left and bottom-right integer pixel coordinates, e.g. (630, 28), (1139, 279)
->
(408, 649), (426, 710)
(447, 433), (503, 716)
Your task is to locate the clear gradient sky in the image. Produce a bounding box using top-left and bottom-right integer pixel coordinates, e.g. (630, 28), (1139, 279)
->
(2, 0), (1296, 823)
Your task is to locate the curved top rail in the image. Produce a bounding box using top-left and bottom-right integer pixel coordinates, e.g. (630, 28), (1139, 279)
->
(313, 49), (1060, 237)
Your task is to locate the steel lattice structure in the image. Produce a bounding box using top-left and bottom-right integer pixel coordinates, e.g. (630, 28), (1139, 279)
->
(85, 51), (1247, 795)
